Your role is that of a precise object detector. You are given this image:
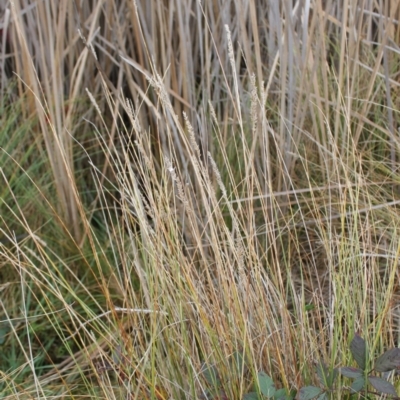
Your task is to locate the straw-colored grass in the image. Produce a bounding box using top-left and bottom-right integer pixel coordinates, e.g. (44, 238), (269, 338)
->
(1, 1), (400, 399)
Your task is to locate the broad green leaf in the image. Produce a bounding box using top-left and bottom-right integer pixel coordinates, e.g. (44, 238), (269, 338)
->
(316, 362), (338, 388)
(298, 386), (322, 400)
(200, 363), (221, 386)
(273, 388), (296, 400)
(350, 333), (367, 370)
(350, 376), (365, 393)
(374, 348), (400, 372)
(339, 366), (363, 379)
(368, 376), (398, 396)
(329, 368), (339, 386)
(316, 362), (329, 386)
(273, 388), (287, 399)
(258, 371), (276, 397)
(243, 392), (261, 400)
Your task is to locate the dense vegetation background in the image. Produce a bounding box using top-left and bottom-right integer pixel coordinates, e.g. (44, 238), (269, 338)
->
(1, 1), (400, 399)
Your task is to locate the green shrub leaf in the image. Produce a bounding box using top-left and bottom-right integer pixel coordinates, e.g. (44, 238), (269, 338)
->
(243, 392), (261, 400)
(350, 333), (367, 370)
(368, 376), (398, 395)
(374, 348), (400, 372)
(298, 386), (322, 400)
(350, 376), (365, 393)
(315, 362), (328, 386)
(273, 388), (288, 399)
(200, 363), (221, 386)
(316, 362), (338, 387)
(339, 366), (363, 379)
(258, 371), (276, 397)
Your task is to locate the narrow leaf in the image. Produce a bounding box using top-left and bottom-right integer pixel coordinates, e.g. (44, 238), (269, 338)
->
(230, 351), (245, 375)
(298, 386), (322, 400)
(368, 376), (398, 396)
(339, 366), (363, 379)
(350, 333), (367, 370)
(374, 348), (400, 372)
(0, 326), (9, 345)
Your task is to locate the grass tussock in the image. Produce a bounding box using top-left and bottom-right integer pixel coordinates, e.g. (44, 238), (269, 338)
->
(1, 1), (400, 399)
